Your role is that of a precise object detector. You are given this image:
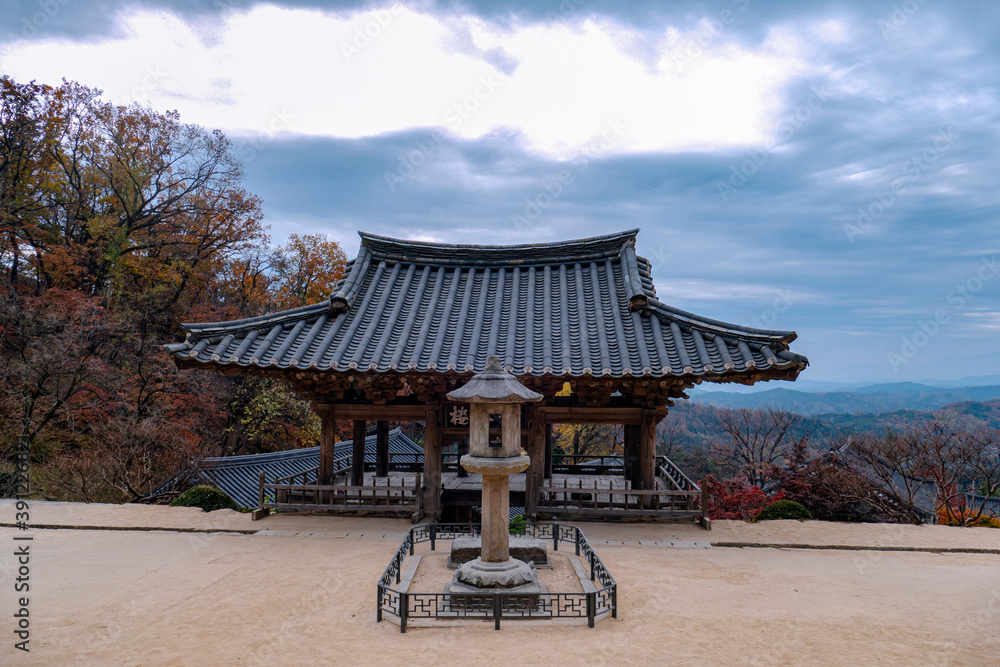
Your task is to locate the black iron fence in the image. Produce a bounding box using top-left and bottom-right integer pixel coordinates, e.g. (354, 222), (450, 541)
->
(377, 523), (616, 632)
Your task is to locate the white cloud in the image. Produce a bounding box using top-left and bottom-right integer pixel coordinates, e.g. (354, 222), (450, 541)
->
(0, 4), (821, 158)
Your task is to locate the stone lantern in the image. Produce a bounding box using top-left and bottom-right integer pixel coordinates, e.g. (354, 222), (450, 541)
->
(445, 356), (543, 592)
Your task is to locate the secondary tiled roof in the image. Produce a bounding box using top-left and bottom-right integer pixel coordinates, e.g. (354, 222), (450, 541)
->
(189, 428), (422, 508)
(165, 230), (807, 380)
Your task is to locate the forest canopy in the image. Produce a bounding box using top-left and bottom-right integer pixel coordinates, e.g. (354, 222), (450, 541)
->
(0, 76), (346, 502)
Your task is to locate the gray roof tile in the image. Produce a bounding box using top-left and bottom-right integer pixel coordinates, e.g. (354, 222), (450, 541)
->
(167, 229), (807, 380)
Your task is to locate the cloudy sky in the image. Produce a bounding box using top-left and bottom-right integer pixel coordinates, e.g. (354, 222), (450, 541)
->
(3, 0), (999, 384)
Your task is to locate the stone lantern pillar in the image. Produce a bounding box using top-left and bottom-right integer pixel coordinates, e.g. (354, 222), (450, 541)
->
(446, 356), (543, 591)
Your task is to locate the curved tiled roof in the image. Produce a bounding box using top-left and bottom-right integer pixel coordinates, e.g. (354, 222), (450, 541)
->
(166, 229), (807, 380)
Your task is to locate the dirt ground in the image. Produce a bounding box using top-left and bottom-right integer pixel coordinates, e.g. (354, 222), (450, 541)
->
(1, 501), (998, 666)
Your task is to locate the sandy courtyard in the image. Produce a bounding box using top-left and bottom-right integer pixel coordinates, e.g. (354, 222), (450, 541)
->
(1, 501), (999, 665)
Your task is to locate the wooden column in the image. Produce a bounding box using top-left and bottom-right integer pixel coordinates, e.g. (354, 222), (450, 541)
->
(318, 405), (336, 485)
(351, 420), (366, 486)
(375, 420), (389, 477)
(423, 407), (442, 519)
(525, 408), (546, 518)
(638, 411), (657, 492)
(544, 423), (553, 479)
(624, 424), (640, 488)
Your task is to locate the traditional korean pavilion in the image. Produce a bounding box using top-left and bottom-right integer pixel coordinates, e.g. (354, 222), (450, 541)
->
(165, 229), (807, 522)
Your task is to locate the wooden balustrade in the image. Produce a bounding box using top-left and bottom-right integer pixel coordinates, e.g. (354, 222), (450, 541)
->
(537, 477), (702, 519)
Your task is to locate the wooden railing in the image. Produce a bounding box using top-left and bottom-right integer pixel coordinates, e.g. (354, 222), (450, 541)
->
(386, 452), (424, 472)
(551, 455), (624, 475)
(260, 457), (423, 521)
(538, 474), (706, 524)
(655, 456), (699, 491)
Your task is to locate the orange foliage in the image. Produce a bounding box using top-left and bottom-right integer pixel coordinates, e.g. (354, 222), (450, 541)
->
(937, 505), (1000, 529)
(1, 75), (348, 502)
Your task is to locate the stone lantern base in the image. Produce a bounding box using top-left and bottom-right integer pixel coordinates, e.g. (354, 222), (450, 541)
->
(445, 557), (541, 597)
(454, 557), (536, 588)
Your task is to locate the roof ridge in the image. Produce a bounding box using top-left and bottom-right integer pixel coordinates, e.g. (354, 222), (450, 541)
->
(357, 229), (641, 268)
(359, 228), (639, 253)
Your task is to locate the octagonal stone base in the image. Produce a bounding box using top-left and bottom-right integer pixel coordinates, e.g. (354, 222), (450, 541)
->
(453, 557), (538, 590)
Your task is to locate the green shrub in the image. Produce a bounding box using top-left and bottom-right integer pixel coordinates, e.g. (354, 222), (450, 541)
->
(509, 515), (526, 535)
(756, 499), (812, 522)
(169, 485), (240, 512)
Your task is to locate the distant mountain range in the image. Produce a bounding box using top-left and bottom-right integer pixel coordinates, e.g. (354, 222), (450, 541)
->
(688, 383), (1000, 415)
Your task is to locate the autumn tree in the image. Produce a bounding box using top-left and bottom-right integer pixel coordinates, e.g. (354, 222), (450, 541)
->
(552, 423), (622, 460)
(771, 438), (887, 522)
(269, 233), (346, 310)
(0, 77), (268, 334)
(0, 288), (112, 496)
(0, 75), (348, 502)
(0, 78), (55, 287)
(216, 376), (320, 457)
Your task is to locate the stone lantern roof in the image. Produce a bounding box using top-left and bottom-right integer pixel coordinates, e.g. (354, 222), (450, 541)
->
(446, 357), (544, 404)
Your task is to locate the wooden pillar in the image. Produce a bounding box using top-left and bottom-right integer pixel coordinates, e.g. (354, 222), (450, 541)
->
(624, 424), (640, 489)
(544, 422), (553, 479)
(423, 407), (442, 519)
(318, 405), (336, 485)
(375, 420), (390, 477)
(525, 408), (546, 518)
(638, 411), (656, 493)
(351, 420), (366, 486)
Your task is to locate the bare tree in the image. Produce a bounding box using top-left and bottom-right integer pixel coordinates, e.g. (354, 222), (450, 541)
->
(655, 418), (689, 459)
(840, 431), (938, 524)
(93, 415), (189, 502)
(839, 422), (1000, 525)
(715, 407), (798, 487)
(963, 429), (1000, 524)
